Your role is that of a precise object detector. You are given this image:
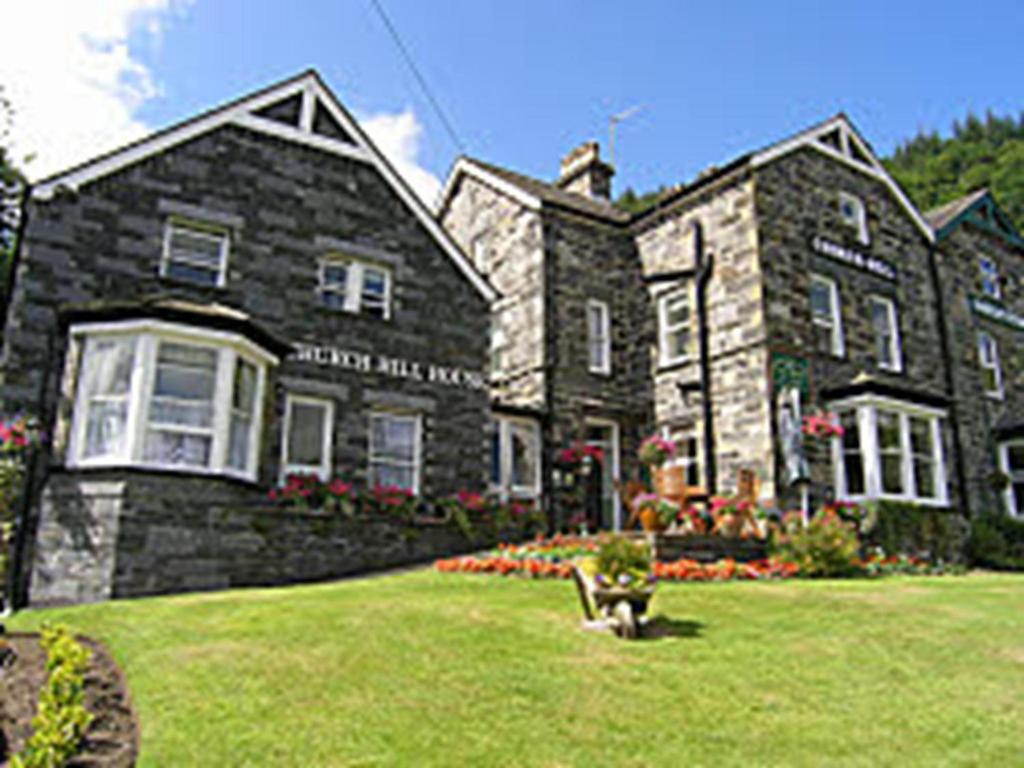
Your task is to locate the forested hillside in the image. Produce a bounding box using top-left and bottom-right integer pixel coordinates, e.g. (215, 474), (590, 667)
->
(884, 111), (1024, 231)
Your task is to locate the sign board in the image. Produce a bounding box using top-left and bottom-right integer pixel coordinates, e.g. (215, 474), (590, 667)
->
(292, 342), (487, 390)
(811, 236), (897, 281)
(771, 352), (810, 399)
(970, 297), (1024, 332)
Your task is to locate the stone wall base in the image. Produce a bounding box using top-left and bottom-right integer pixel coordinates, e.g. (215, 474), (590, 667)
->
(28, 472), (482, 606)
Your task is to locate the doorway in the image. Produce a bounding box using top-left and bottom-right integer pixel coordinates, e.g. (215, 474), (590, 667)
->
(584, 418), (621, 530)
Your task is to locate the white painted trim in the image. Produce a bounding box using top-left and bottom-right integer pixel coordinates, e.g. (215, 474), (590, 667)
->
(868, 294), (902, 373)
(318, 257), (393, 319)
(586, 298), (611, 375)
(829, 396), (949, 506)
(999, 441), (1023, 517)
(584, 417), (621, 531)
(436, 157), (543, 217)
(30, 69), (497, 304)
(977, 330), (1004, 400)
(752, 114), (935, 244)
(658, 286), (694, 367)
(160, 220), (231, 288)
(281, 393), (335, 481)
(67, 323), (271, 481)
(491, 414), (542, 499)
(368, 410), (422, 494)
(810, 273), (845, 358)
(839, 191), (870, 246)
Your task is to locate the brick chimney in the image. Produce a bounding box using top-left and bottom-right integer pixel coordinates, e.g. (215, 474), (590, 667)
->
(556, 142), (614, 200)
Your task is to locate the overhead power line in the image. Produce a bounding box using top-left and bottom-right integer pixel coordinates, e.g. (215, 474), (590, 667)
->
(368, 0), (467, 154)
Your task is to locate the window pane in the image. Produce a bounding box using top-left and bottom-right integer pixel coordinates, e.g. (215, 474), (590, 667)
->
(669, 328), (690, 359)
(323, 264), (348, 289)
(165, 261), (219, 286)
(1013, 483), (1024, 514)
(82, 337), (136, 397)
(666, 297), (690, 326)
(490, 427), (501, 485)
(914, 457), (935, 499)
(154, 344), (217, 399)
(227, 415), (251, 471)
(510, 423), (537, 488)
(372, 416), (415, 462)
(1007, 444), (1024, 472)
(288, 402), (327, 467)
(881, 455), (904, 494)
(845, 451), (865, 495)
(143, 430), (212, 467)
(168, 228), (224, 268)
(877, 412), (901, 450)
(228, 360), (258, 472)
(84, 400), (129, 459)
(909, 417), (931, 456)
(810, 280), (833, 319)
(232, 360), (258, 412)
(371, 464), (414, 490)
(588, 304), (604, 336)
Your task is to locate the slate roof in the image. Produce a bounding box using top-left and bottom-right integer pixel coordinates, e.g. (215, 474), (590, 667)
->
(924, 188), (990, 231)
(460, 157), (631, 224)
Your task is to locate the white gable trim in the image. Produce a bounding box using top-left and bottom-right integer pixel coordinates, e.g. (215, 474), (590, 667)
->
(752, 115), (935, 244)
(30, 70), (497, 303)
(436, 157), (543, 217)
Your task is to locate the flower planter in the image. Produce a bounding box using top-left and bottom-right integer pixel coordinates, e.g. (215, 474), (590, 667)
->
(638, 506), (665, 533)
(653, 466), (686, 502)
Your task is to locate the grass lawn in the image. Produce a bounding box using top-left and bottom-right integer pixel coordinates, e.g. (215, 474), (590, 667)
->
(9, 571), (1024, 767)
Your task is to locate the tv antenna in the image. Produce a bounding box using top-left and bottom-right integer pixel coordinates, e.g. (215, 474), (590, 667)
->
(608, 105), (643, 168)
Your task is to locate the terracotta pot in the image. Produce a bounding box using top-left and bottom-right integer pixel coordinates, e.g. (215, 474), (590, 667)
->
(639, 506), (664, 533)
(653, 466), (686, 504)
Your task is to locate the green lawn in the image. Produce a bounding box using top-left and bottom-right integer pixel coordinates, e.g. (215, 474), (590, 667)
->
(10, 571), (1024, 767)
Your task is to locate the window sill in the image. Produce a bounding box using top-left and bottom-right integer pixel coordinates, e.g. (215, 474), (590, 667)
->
(840, 493), (951, 509)
(314, 303), (392, 322)
(157, 274), (229, 292)
(656, 358), (695, 375)
(57, 461), (261, 487)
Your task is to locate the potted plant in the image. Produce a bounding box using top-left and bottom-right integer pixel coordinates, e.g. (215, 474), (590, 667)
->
(633, 493), (677, 533)
(638, 434), (677, 468)
(574, 535), (657, 639)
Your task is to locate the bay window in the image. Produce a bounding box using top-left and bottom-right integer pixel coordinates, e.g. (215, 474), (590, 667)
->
(832, 397), (947, 505)
(491, 415), (541, 498)
(68, 320), (273, 480)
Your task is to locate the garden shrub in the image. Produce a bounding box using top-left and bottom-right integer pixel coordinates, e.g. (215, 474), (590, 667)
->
(594, 534), (651, 582)
(11, 624), (93, 768)
(861, 501), (965, 562)
(771, 511), (860, 577)
(967, 513), (1024, 570)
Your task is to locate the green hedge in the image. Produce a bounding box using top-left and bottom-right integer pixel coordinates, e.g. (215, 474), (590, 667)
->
(861, 501), (965, 562)
(967, 514), (1024, 571)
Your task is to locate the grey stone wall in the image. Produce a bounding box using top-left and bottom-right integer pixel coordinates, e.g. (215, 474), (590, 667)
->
(935, 223), (1024, 515)
(3, 123), (491, 499)
(635, 171), (774, 499)
(754, 147), (957, 510)
(30, 471), (484, 605)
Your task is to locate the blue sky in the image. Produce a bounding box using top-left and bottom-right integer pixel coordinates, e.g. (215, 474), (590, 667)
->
(5, 0), (1023, 204)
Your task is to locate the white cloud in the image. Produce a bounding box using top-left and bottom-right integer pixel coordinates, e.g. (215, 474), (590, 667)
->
(361, 109), (442, 206)
(0, 0), (189, 180)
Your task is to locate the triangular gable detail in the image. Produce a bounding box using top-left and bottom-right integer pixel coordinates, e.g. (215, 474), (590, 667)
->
(753, 114), (935, 243)
(33, 70), (497, 303)
(936, 192), (1024, 248)
(253, 93), (303, 127)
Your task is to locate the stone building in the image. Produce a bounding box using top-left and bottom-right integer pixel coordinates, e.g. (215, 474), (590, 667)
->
(927, 189), (1024, 516)
(1, 71), (495, 604)
(441, 113), (1002, 522)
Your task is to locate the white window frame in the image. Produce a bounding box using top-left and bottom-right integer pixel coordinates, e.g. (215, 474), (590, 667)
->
(160, 220), (230, 288)
(660, 425), (701, 487)
(472, 235), (489, 272)
(587, 299), (611, 375)
(979, 256), (1001, 300)
(280, 394), (334, 480)
(810, 273), (845, 358)
(839, 191), (869, 245)
(999, 440), (1024, 517)
(868, 294), (902, 372)
(658, 287), (694, 367)
(67, 320), (273, 482)
(368, 411), (422, 493)
(490, 415), (542, 499)
(977, 331), (1003, 400)
(830, 395), (948, 506)
(318, 257), (393, 320)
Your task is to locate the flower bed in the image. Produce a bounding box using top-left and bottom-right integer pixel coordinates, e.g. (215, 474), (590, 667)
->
(434, 535), (951, 582)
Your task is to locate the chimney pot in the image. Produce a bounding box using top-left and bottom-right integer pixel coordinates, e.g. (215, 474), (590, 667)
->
(556, 141), (614, 200)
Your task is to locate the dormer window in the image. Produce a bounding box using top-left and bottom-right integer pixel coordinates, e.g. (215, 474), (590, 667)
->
(979, 256), (1001, 300)
(161, 220), (230, 287)
(838, 192), (869, 245)
(319, 258), (392, 319)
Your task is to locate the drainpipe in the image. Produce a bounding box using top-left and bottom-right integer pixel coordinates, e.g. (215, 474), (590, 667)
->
(926, 242), (969, 517)
(693, 221), (717, 494)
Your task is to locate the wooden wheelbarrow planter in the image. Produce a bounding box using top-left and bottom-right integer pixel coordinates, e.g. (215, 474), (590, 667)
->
(571, 563), (655, 640)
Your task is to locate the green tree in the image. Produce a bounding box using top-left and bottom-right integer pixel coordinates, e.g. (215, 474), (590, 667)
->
(884, 108), (1024, 231)
(1, 86), (25, 301)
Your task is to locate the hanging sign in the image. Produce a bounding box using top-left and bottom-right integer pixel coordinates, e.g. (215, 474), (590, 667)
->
(291, 341), (487, 390)
(970, 297), (1024, 331)
(811, 236), (897, 281)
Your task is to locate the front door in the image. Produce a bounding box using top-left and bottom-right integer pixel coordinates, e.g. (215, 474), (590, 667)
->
(584, 419), (621, 530)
